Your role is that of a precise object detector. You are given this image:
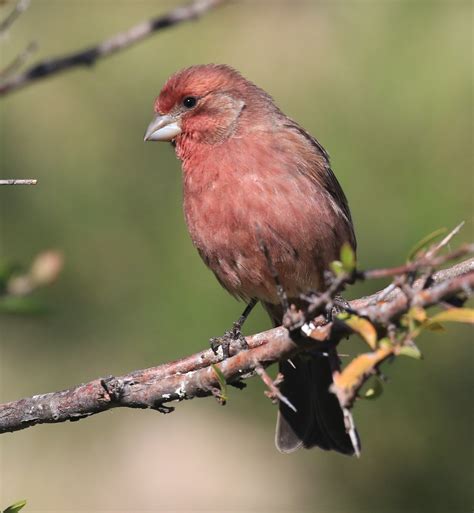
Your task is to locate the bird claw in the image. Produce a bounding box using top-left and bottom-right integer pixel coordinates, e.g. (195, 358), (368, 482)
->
(282, 304), (306, 331)
(210, 322), (248, 359)
(326, 294), (351, 321)
(210, 333), (231, 358)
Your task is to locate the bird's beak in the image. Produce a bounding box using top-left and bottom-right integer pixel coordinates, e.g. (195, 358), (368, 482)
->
(144, 114), (181, 142)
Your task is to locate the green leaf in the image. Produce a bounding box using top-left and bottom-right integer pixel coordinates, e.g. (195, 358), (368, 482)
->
(3, 500), (27, 513)
(398, 344), (423, 359)
(378, 338), (393, 349)
(330, 260), (344, 276)
(361, 377), (383, 400)
(0, 296), (48, 315)
(427, 308), (474, 325)
(403, 306), (428, 333)
(340, 243), (356, 273)
(339, 314), (378, 350)
(211, 364), (228, 404)
(407, 227), (447, 262)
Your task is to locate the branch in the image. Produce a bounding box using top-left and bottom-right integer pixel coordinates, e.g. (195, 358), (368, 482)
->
(1, 256), (472, 435)
(0, 0), (226, 96)
(0, 178), (37, 184)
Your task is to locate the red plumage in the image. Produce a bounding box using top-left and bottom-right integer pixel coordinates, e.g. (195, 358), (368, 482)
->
(146, 64), (357, 454)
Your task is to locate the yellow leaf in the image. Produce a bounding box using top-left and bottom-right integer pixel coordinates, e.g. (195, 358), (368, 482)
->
(341, 314), (378, 350)
(330, 260), (344, 276)
(379, 338), (393, 349)
(427, 308), (474, 326)
(424, 322), (446, 332)
(408, 306), (427, 323)
(331, 346), (393, 407)
(334, 347), (392, 389)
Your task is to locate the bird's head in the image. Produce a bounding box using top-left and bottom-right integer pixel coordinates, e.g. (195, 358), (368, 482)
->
(144, 64), (277, 148)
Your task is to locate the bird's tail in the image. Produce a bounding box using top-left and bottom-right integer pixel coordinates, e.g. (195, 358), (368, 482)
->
(264, 302), (356, 455)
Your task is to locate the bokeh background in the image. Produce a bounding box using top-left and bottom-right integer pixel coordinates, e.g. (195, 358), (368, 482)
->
(1, 1), (472, 512)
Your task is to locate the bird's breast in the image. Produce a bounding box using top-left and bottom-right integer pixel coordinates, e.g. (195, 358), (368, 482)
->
(180, 136), (350, 303)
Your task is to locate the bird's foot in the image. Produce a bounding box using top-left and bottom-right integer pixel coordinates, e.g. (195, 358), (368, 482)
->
(326, 295), (352, 321)
(282, 303), (306, 332)
(210, 320), (248, 359)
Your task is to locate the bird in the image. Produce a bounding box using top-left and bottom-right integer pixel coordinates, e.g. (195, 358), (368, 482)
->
(144, 64), (357, 455)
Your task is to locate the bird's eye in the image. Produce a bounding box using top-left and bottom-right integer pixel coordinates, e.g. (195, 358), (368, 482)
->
(182, 96), (197, 109)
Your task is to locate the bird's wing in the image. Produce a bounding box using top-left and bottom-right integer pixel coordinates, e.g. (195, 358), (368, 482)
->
(283, 121), (357, 250)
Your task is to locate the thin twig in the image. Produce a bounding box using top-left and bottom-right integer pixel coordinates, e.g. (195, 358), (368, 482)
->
(363, 244), (474, 280)
(0, 41), (37, 79)
(0, 0), (30, 35)
(426, 221), (465, 258)
(0, 0), (227, 96)
(255, 365), (296, 412)
(303, 272), (349, 317)
(0, 178), (37, 185)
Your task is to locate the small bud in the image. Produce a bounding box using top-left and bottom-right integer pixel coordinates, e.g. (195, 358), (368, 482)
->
(29, 250), (63, 287)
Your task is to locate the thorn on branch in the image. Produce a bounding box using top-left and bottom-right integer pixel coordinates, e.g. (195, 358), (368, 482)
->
(426, 221), (465, 259)
(343, 407), (361, 458)
(255, 364), (296, 412)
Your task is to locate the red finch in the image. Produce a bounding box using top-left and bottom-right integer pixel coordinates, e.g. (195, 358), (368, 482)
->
(145, 65), (356, 454)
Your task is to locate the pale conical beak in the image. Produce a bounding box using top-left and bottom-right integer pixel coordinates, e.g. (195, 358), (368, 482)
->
(144, 114), (181, 142)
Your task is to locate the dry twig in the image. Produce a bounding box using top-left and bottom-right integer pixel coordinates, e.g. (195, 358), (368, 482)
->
(0, 41), (37, 79)
(0, 178), (37, 185)
(0, 0), (226, 96)
(0, 0), (30, 35)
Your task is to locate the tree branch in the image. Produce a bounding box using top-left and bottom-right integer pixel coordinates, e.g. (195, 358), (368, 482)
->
(1, 257), (472, 435)
(0, 0), (226, 96)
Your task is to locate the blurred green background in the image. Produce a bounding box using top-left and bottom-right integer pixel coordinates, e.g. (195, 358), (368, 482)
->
(0, 0), (472, 511)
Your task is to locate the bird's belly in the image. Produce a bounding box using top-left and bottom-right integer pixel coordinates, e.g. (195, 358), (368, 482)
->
(189, 226), (312, 303)
(183, 180), (326, 303)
